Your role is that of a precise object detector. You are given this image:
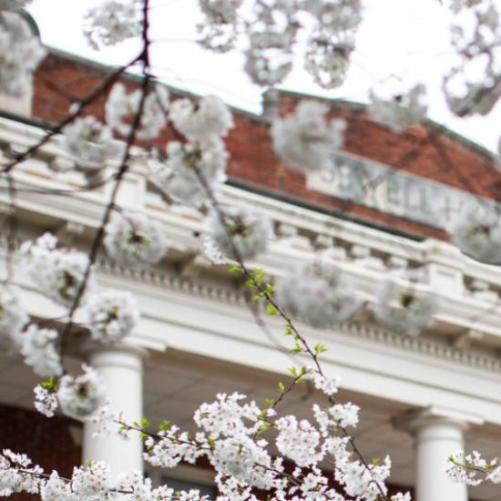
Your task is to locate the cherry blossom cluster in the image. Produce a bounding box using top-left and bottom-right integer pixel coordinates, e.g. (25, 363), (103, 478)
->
(272, 100), (346, 175)
(373, 274), (437, 337)
(149, 94), (233, 207)
(33, 364), (105, 421)
(104, 210), (169, 265)
(447, 450), (501, 486)
(206, 206), (273, 261)
(368, 78), (428, 133)
(275, 259), (362, 328)
(0, 8), (46, 97)
(83, 0), (142, 50)
(196, 0), (363, 88)
(131, 390), (410, 500)
(12, 232), (140, 419)
(448, 202), (501, 264)
(444, 0), (501, 117)
(0, 451), (208, 500)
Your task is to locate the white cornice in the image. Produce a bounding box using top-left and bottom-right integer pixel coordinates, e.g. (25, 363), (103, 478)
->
(3, 116), (501, 360)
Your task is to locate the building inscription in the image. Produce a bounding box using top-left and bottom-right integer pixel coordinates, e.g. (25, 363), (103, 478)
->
(307, 152), (478, 230)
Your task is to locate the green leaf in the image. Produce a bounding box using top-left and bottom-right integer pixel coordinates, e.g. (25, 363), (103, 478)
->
(41, 377), (58, 392)
(159, 420), (171, 432)
(229, 264), (243, 275)
(278, 381), (285, 392)
(264, 398), (275, 408)
(314, 343), (328, 354)
(266, 303), (278, 316)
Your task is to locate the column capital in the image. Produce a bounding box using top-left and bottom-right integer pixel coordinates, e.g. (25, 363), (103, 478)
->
(393, 405), (484, 434)
(81, 339), (149, 361)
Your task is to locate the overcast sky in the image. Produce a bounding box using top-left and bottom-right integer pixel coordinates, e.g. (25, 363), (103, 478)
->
(27, 0), (501, 154)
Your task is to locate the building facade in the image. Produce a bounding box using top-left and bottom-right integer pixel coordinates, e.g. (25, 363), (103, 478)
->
(0, 48), (501, 501)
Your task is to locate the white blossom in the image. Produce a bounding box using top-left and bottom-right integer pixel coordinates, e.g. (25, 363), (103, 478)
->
(448, 202), (501, 264)
(302, 0), (362, 32)
(33, 385), (58, 418)
(0, 11), (46, 97)
(0, 286), (28, 350)
(0, 450), (42, 497)
(83, 0), (141, 50)
(19, 325), (62, 378)
(57, 365), (106, 420)
(40, 471), (75, 501)
(170, 95), (234, 142)
(444, 0), (501, 116)
(329, 402), (360, 428)
(105, 83), (170, 141)
(149, 138), (228, 207)
(71, 461), (112, 498)
(275, 415), (323, 467)
(272, 100), (346, 174)
(308, 370), (340, 396)
(194, 392), (261, 439)
(305, 29), (355, 89)
(81, 289), (139, 344)
(446, 450), (491, 486)
(63, 116), (114, 171)
(391, 494), (412, 501)
(335, 455), (391, 500)
(199, 0), (243, 23)
(211, 435), (277, 489)
(21, 233), (93, 308)
(197, 0), (243, 52)
(104, 210), (168, 265)
(243, 1), (297, 86)
(275, 259), (361, 328)
(374, 275), (437, 336)
(368, 78), (428, 133)
(206, 206), (272, 261)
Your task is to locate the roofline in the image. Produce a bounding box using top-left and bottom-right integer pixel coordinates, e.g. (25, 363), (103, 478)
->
(44, 48), (496, 161)
(45, 47), (268, 124)
(267, 88), (497, 162)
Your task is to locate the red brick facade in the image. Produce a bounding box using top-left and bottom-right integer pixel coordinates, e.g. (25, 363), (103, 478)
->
(0, 404), (81, 500)
(31, 51), (499, 242)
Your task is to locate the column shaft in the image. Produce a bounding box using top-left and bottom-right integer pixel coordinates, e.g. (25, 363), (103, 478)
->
(415, 420), (467, 501)
(82, 348), (144, 476)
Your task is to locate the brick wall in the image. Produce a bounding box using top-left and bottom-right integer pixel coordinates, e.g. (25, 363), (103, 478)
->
(31, 51), (499, 241)
(0, 404), (81, 500)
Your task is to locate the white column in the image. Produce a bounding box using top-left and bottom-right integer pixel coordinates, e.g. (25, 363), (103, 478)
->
(82, 346), (145, 477)
(397, 408), (474, 501)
